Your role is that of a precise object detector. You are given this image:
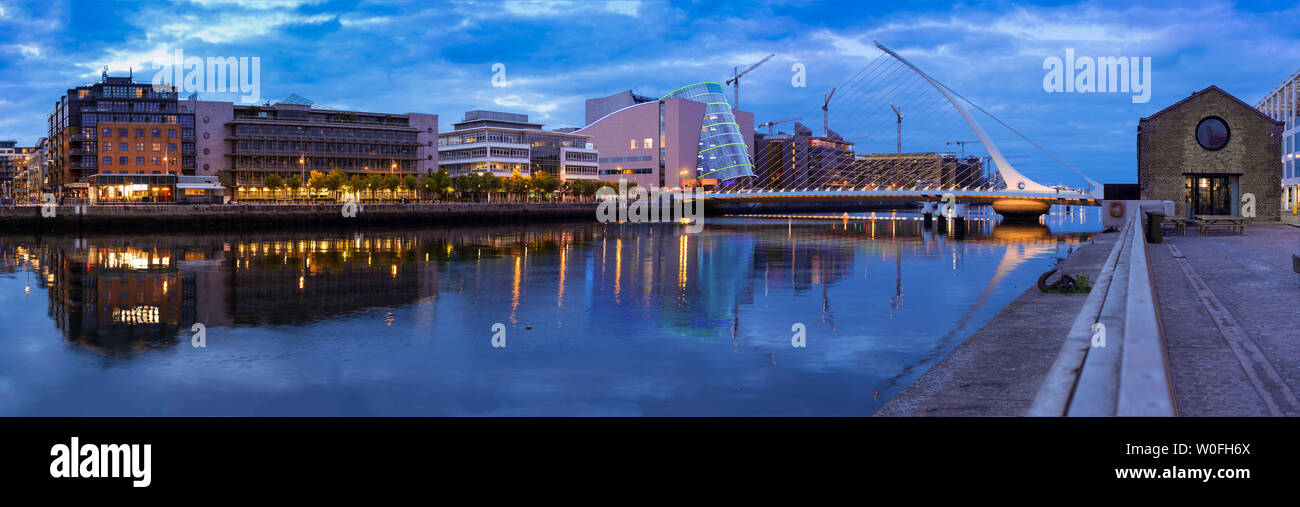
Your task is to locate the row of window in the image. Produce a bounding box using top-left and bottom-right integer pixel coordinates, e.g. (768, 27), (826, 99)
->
(101, 142), (177, 152)
(234, 124), (418, 142)
(599, 168), (653, 175)
(598, 155), (653, 163)
(102, 127), (178, 138)
(629, 138), (654, 149)
(103, 156), (168, 165)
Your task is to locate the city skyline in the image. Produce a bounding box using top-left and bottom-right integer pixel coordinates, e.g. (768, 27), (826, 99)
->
(0, 0), (1298, 187)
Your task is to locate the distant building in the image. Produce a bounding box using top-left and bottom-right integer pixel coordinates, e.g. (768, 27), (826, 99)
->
(437, 110), (598, 181)
(750, 123), (856, 189)
(191, 97), (438, 199)
(575, 83), (756, 188)
(585, 90), (656, 127)
(852, 152), (986, 190)
(1139, 85), (1282, 219)
(0, 140), (36, 201)
(1256, 70), (1299, 213)
(47, 73), (195, 200)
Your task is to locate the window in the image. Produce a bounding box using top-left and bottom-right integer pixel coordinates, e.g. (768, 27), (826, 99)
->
(152, 143), (161, 151)
(168, 143), (177, 151)
(102, 128), (112, 136)
(102, 156), (112, 165)
(103, 143), (112, 151)
(643, 138), (653, 149)
(1195, 116), (1230, 151)
(135, 129), (145, 137)
(152, 156), (161, 165)
(136, 157), (145, 165)
(169, 129), (177, 138)
(152, 129), (161, 137)
(629, 139), (636, 149)
(119, 142), (128, 151)
(136, 143), (144, 151)
(119, 156), (128, 165)
(119, 128), (128, 137)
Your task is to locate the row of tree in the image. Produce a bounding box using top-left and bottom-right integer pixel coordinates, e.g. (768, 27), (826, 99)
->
(247, 169), (633, 202)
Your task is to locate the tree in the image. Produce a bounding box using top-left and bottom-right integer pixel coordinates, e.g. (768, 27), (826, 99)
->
(264, 174), (284, 198)
(348, 174), (364, 197)
(432, 169), (453, 200)
(453, 173), (478, 201)
(531, 171), (560, 201)
(324, 169), (345, 198)
(505, 170), (529, 201)
(400, 175), (418, 197)
(307, 170), (327, 197)
(286, 174), (303, 199)
(381, 174), (401, 199)
(418, 174), (437, 200)
(364, 174), (383, 200)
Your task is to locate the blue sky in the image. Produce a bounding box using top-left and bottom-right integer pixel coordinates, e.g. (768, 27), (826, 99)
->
(0, 0), (1297, 186)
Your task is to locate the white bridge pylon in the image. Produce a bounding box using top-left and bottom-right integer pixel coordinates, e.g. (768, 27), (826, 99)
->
(873, 41), (1098, 197)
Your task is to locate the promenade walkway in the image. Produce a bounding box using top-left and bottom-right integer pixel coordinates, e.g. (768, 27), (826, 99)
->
(1149, 223), (1300, 416)
(876, 231), (1119, 416)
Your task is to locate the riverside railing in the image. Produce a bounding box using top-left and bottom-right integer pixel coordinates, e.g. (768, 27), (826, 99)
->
(1029, 212), (1176, 416)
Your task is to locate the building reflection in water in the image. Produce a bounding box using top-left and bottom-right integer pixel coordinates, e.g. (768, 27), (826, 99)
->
(0, 209), (1091, 360)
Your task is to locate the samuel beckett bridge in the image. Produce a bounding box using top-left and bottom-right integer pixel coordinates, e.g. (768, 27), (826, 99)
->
(690, 42), (1101, 221)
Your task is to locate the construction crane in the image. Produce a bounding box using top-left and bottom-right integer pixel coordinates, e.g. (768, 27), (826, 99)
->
(946, 140), (979, 157)
(889, 103), (903, 154)
(821, 86), (836, 137)
(725, 53), (774, 110)
(757, 117), (802, 136)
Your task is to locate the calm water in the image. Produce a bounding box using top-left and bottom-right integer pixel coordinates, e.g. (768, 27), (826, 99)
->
(0, 207), (1098, 416)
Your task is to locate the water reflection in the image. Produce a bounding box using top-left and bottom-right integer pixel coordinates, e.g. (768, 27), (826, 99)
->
(0, 208), (1097, 415)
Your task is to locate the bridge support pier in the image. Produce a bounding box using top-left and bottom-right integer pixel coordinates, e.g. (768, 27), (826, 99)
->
(921, 202), (935, 223)
(992, 199), (1050, 223)
(950, 203), (968, 238)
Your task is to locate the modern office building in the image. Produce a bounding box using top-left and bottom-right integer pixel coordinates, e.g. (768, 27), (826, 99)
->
(576, 84), (756, 188)
(191, 97), (438, 199)
(437, 110), (598, 181)
(47, 73), (195, 200)
(750, 123), (856, 189)
(852, 152), (986, 190)
(1256, 69), (1299, 213)
(0, 140), (37, 201)
(1139, 86), (1282, 219)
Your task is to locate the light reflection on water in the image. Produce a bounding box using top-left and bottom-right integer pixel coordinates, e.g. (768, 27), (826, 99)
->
(0, 206), (1098, 415)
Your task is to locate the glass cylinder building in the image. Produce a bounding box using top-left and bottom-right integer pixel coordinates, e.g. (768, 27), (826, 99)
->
(660, 82), (755, 182)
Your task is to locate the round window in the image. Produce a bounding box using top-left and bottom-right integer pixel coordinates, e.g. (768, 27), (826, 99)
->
(203, 148), (210, 155)
(203, 132), (210, 139)
(203, 116), (210, 123)
(1195, 116), (1230, 151)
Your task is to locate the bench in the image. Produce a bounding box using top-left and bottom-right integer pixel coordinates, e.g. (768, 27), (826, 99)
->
(1194, 215), (1247, 235)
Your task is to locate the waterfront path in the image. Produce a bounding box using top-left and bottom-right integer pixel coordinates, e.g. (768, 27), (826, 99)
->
(1149, 224), (1300, 416)
(876, 230), (1120, 416)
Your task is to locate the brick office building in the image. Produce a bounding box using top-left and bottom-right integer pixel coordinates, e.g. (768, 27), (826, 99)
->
(1138, 85), (1283, 220)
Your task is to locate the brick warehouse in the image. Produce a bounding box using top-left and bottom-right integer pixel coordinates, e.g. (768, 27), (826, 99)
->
(1138, 85), (1283, 220)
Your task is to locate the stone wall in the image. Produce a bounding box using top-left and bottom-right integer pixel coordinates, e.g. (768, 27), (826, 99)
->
(0, 202), (600, 232)
(1137, 87), (1283, 219)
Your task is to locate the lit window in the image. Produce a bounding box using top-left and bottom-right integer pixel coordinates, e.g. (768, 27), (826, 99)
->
(136, 143), (144, 151)
(152, 143), (161, 151)
(152, 157), (161, 165)
(643, 138), (653, 149)
(629, 139), (636, 149)
(103, 143), (111, 151)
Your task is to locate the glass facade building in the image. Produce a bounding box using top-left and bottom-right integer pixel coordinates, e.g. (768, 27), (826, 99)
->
(1256, 70), (1299, 214)
(660, 82), (755, 182)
